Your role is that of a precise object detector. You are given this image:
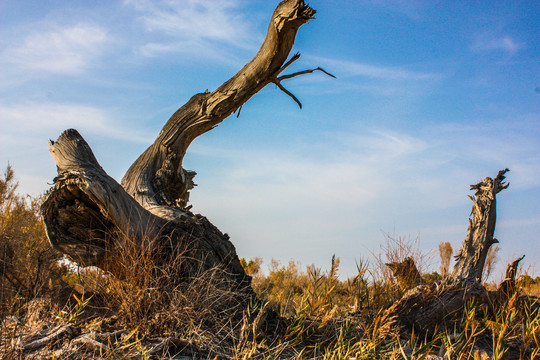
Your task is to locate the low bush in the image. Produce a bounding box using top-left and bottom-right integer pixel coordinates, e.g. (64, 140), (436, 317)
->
(0, 165), (65, 316)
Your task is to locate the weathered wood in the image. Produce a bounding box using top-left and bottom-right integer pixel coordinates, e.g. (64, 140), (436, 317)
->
(42, 129), (164, 267)
(21, 325), (80, 351)
(452, 169), (509, 282)
(386, 257), (426, 291)
(384, 279), (486, 331)
(41, 0), (325, 297)
(42, 129), (252, 290)
(498, 255), (525, 297)
(72, 334), (108, 353)
(72, 330), (126, 353)
(121, 0), (318, 218)
(386, 170), (511, 331)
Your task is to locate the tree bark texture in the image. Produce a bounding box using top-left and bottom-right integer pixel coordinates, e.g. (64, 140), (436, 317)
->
(121, 0), (317, 220)
(41, 0), (321, 293)
(451, 169), (509, 282)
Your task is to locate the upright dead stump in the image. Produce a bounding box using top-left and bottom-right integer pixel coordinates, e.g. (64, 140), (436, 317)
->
(385, 169), (517, 331)
(452, 169), (510, 282)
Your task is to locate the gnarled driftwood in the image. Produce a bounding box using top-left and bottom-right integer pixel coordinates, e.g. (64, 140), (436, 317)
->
(41, 0), (331, 296)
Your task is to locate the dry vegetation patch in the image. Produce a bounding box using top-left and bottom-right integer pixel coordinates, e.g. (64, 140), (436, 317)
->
(2, 165), (540, 359)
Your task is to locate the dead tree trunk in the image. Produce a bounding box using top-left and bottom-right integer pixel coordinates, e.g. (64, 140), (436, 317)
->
(41, 0), (330, 295)
(385, 169), (518, 331)
(451, 169), (510, 282)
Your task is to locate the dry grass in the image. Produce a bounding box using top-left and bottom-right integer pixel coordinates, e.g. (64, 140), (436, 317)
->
(81, 231), (255, 355)
(2, 236), (540, 359)
(1, 166), (540, 359)
(1, 200), (539, 359)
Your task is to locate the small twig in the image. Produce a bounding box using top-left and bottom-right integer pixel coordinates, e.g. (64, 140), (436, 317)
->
(236, 105), (243, 118)
(277, 67), (336, 81)
(272, 66), (335, 109)
(277, 52), (301, 75)
(273, 81), (303, 109)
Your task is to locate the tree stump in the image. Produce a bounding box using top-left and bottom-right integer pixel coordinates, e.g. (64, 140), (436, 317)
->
(385, 169), (525, 331)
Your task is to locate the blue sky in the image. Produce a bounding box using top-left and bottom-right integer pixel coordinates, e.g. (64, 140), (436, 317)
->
(1, 0), (539, 279)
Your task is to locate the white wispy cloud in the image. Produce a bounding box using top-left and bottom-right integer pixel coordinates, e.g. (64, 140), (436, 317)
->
(431, 116), (540, 190)
(0, 101), (154, 197)
(125, 0), (259, 57)
(138, 39), (246, 66)
(185, 111), (540, 276)
(187, 128), (459, 267)
(308, 56), (441, 81)
(499, 217), (540, 229)
(0, 102), (152, 144)
(471, 34), (523, 55)
(4, 24), (109, 74)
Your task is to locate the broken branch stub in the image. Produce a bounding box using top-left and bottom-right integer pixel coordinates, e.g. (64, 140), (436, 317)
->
(386, 257), (426, 291)
(498, 255), (525, 297)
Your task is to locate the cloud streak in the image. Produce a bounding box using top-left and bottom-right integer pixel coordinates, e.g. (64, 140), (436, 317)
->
(185, 112), (540, 276)
(309, 56), (441, 81)
(0, 102), (152, 144)
(125, 0), (260, 57)
(187, 128), (456, 265)
(471, 34), (523, 55)
(4, 24), (109, 74)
